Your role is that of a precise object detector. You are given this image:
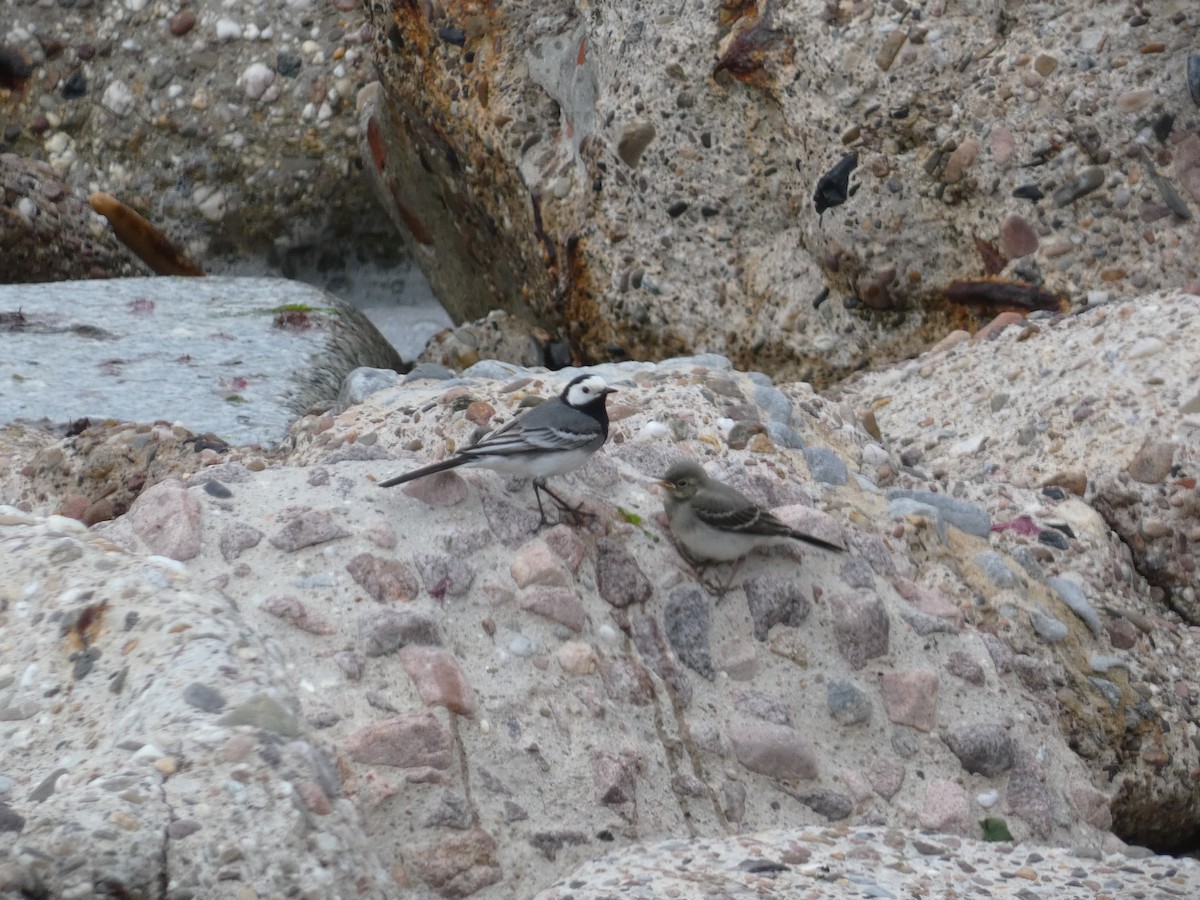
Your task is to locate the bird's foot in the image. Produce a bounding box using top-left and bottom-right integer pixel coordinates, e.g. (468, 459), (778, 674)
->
(532, 480), (595, 531)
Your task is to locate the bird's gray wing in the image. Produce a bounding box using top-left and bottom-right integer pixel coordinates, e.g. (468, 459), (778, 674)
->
(691, 484), (788, 535)
(462, 401), (600, 457)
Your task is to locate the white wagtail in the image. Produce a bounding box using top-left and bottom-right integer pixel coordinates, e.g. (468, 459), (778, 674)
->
(380, 373), (617, 527)
(658, 459), (843, 594)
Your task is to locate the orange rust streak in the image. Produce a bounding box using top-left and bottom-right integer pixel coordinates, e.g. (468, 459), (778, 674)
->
(945, 278), (1067, 315)
(577, 37), (587, 65)
(386, 177), (435, 245)
(89, 193), (204, 276)
(367, 117), (387, 171)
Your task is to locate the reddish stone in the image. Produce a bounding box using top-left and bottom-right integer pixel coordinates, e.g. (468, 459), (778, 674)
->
(128, 479), (202, 560)
(346, 553), (419, 603)
(343, 713), (453, 769)
(398, 645), (477, 716)
(1000, 213), (1038, 259)
(881, 669), (940, 732)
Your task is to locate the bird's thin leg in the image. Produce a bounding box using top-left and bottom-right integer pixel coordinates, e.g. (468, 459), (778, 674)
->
(712, 558), (745, 606)
(533, 478), (593, 529)
(671, 542), (732, 601)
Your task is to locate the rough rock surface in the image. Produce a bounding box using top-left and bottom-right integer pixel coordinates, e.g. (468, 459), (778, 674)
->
(361, 0), (1200, 382)
(0, 277), (404, 445)
(0, 154), (142, 282)
(1, 0), (396, 276)
(4, 336), (1200, 894)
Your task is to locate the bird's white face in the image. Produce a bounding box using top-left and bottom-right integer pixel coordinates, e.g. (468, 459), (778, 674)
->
(564, 374), (614, 408)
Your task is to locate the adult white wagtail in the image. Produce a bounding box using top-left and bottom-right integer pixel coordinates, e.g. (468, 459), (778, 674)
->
(380, 373), (617, 527)
(659, 459), (843, 594)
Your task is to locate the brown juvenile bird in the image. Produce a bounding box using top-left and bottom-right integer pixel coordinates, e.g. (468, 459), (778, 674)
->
(659, 460), (843, 591)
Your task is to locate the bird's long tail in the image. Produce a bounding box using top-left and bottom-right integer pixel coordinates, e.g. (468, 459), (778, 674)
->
(789, 531), (845, 553)
(378, 455), (470, 488)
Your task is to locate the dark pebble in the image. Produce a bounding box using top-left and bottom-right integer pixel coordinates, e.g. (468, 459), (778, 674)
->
(76, 44), (95, 61)
(797, 788), (853, 820)
(277, 52), (302, 78)
(663, 588), (714, 679)
(1052, 166), (1104, 207)
(1037, 529), (1069, 550)
(437, 26), (466, 46)
(1012, 184), (1044, 201)
(169, 11), (197, 37)
(203, 480), (233, 498)
(1152, 112), (1174, 143)
(667, 200), (688, 217)
(813, 152), (858, 215)
(1190, 53), (1200, 107)
(0, 46), (33, 90)
(3, 124), (20, 141)
(182, 681), (227, 713)
(1040, 486), (1065, 500)
(0, 802), (26, 834)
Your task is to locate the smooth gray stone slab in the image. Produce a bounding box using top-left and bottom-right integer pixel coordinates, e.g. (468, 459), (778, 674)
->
(0, 277), (403, 446)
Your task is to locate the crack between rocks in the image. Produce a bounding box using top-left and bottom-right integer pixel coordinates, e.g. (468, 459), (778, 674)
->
(156, 773), (173, 900)
(450, 714), (480, 827)
(636, 631), (731, 836)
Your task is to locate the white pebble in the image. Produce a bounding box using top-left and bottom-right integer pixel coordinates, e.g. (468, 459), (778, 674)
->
(44, 132), (71, 155)
(244, 23), (261, 41)
(102, 81), (136, 117)
(16, 197), (37, 221)
(45, 515), (87, 534)
(237, 62), (275, 100)
(0, 506), (37, 525)
(861, 443), (890, 467)
(1124, 337), (1166, 360)
(215, 18), (242, 41)
(131, 743), (164, 761)
(951, 434), (986, 456)
(636, 421), (670, 441)
(977, 789), (999, 808)
(193, 186), (227, 222)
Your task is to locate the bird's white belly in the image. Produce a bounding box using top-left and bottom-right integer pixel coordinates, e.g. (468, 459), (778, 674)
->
(679, 520), (776, 562)
(467, 447), (594, 479)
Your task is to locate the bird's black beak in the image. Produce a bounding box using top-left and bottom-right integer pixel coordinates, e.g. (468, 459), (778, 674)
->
(601, 387), (618, 396)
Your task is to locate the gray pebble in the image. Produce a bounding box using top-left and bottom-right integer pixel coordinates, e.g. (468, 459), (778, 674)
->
(941, 723), (1015, 776)
(1090, 653), (1129, 673)
(1052, 166), (1105, 207)
(1029, 608), (1068, 643)
(885, 489), (990, 537)
(899, 606), (959, 635)
(753, 384), (793, 424)
(765, 421), (805, 449)
(1048, 576), (1103, 636)
(404, 362), (456, 382)
(1088, 676), (1121, 710)
(182, 682), (227, 713)
(826, 678), (873, 726)
(803, 447), (848, 485)
(337, 366), (398, 409)
(887, 498), (948, 543)
(974, 551), (1018, 588)
(461, 359), (530, 380)
(663, 588), (714, 679)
